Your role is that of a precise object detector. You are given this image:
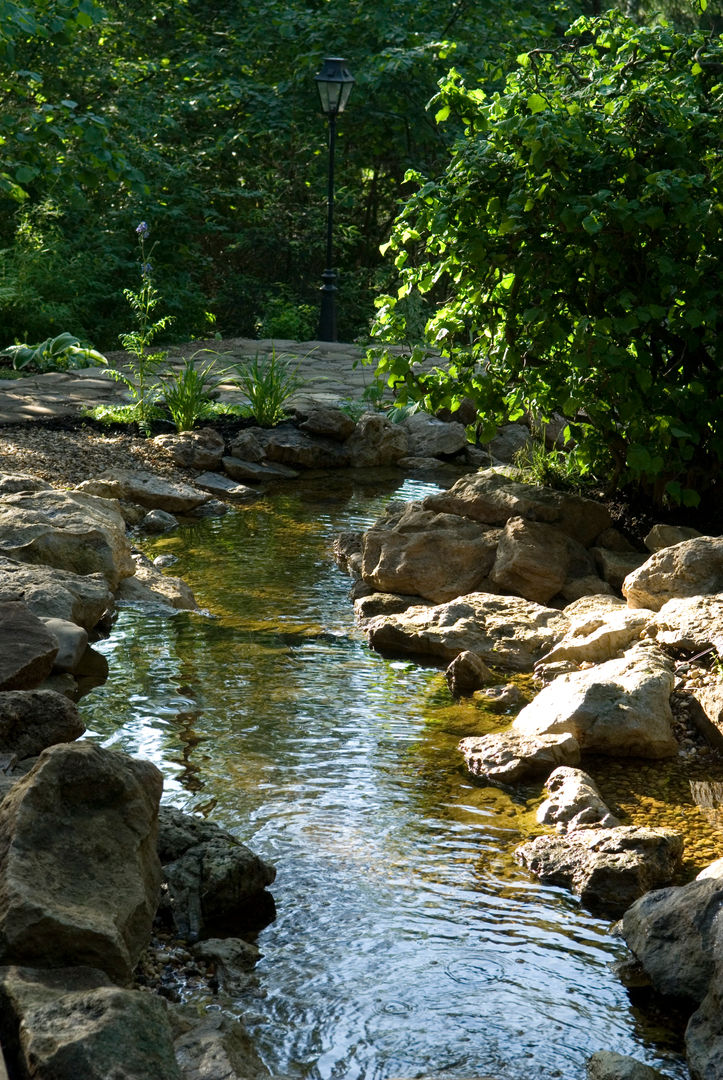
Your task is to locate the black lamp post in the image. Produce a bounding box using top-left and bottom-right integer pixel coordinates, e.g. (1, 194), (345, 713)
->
(314, 57), (355, 342)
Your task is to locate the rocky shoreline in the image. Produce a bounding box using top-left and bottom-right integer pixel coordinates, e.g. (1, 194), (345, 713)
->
(0, 402), (721, 1079)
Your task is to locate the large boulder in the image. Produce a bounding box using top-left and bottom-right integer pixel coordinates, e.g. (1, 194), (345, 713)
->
(538, 602), (653, 668)
(76, 470), (210, 514)
(0, 602), (58, 691)
(345, 413), (408, 467)
(424, 470), (612, 545)
(459, 730), (581, 785)
(489, 516), (595, 605)
(0, 690), (84, 760)
(623, 536), (723, 611)
(298, 405), (356, 442)
(158, 806), (276, 942)
(360, 503), (501, 603)
(0, 557), (112, 630)
(154, 429), (225, 471)
(0, 965), (181, 1080)
(513, 644), (678, 758)
(516, 825), (683, 917)
(255, 425), (350, 469)
(0, 741), (162, 985)
(367, 592), (569, 671)
(399, 412), (467, 457)
(0, 490), (134, 589)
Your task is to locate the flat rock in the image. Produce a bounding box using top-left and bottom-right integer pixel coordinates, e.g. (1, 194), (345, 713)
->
(0, 490), (133, 589)
(0, 602), (58, 691)
(222, 456), (298, 482)
(368, 592), (569, 671)
(458, 730), (581, 784)
(424, 469), (612, 546)
(0, 689), (84, 758)
(623, 536), (723, 611)
(516, 825), (683, 916)
(538, 605), (653, 667)
(77, 469), (210, 513)
(643, 593), (723, 655)
(537, 766), (620, 831)
(354, 592), (427, 619)
(193, 471), (260, 501)
(361, 502), (501, 603)
(513, 644), (678, 758)
(473, 683), (527, 713)
(0, 741), (162, 984)
(0, 965), (181, 1080)
(118, 561), (198, 611)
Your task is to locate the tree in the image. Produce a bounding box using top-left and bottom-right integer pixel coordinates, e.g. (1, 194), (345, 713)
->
(372, 11), (723, 505)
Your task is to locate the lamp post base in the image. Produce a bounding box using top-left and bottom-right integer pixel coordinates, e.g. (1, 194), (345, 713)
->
(318, 269), (337, 342)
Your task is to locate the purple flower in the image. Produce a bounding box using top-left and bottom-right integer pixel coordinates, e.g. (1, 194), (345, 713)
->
(136, 221), (150, 239)
(141, 262), (152, 277)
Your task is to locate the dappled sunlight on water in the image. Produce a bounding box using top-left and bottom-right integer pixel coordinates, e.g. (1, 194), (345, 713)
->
(81, 474), (691, 1080)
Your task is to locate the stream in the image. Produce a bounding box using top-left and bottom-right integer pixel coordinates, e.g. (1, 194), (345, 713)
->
(80, 472), (692, 1080)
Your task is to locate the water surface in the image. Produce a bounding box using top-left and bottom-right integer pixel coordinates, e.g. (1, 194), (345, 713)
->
(81, 474), (693, 1080)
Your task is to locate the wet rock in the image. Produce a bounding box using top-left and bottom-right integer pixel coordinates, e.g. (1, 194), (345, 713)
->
(154, 429), (225, 471)
(0, 965), (181, 1080)
(345, 413), (408, 467)
(173, 1007), (268, 1080)
(537, 767), (620, 831)
(623, 536), (723, 611)
(299, 405), (356, 442)
(193, 472), (260, 501)
(0, 602), (58, 690)
(399, 411), (467, 457)
(644, 523), (702, 553)
(586, 1050), (666, 1080)
(367, 592), (569, 671)
(516, 825), (683, 917)
(222, 456), (298, 482)
(489, 516), (593, 605)
(0, 558), (112, 630)
(333, 530), (363, 577)
(77, 469), (209, 514)
(141, 509), (179, 534)
(424, 469), (612, 546)
(0, 741), (162, 984)
(537, 604), (653, 667)
(445, 650), (493, 697)
(354, 592), (427, 619)
(190, 937), (260, 996)
(158, 806), (276, 942)
(458, 730), (581, 785)
(473, 683), (526, 713)
(118, 562), (198, 611)
(0, 689), (84, 759)
(513, 644), (678, 759)
(40, 617), (88, 673)
(360, 503), (501, 604)
(0, 489), (133, 589)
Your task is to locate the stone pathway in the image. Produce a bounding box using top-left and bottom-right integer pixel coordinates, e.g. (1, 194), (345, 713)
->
(0, 338), (382, 426)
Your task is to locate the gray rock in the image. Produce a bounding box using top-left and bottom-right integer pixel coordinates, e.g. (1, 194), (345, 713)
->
(592, 548), (648, 592)
(458, 730), (581, 785)
(0, 741), (162, 984)
(485, 422), (533, 463)
(445, 650), (493, 697)
(513, 644), (678, 758)
(345, 413), (408, 467)
(0, 473), (53, 495)
(0, 602), (58, 691)
(400, 411), (467, 457)
(586, 1050), (666, 1080)
(537, 766), (621, 831)
(473, 683), (526, 713)
(173, 1008), (268, 1080)
(686, 976), (723, 1080)
(299, 405), (356, 442)
(538, 605), (653, 667)
(261, 425), (350, 469)
(154, 429), (226, 471)
(222, 456), (298, 482)
(0, 557), (112, 629)
(354, 592), (427, 619)
(118, 562), (198, 611)
(424, 469), (612, 546)
(516, 825), (683, 917)
(193, 472), (260, 501)
(227, 430), (266, 463)
(77, 469), (210, 514)
(0, 689), (84, 759)
(368, 592), (569, 671)
(489, 516), (593, 605)
(644, 523), (702, 553)
(40, 617), (89, 673)
(0, 965), (181, 1080)
(141, 509), (179, 533)
(623, 536), (723, 611)
(0, 490), (134, 589)
(190, 936), (260, 996)
(158, 805), (276, 942)
(360, 502), (501, 603)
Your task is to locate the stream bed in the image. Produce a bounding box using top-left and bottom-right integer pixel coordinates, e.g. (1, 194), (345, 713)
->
(79, 472), (700, 1080)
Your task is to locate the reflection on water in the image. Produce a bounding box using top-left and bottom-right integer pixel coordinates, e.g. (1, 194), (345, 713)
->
(81, 474), (690, 1080)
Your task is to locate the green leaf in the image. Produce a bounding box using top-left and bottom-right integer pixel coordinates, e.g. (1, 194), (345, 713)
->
(526, 93), (547, 114)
